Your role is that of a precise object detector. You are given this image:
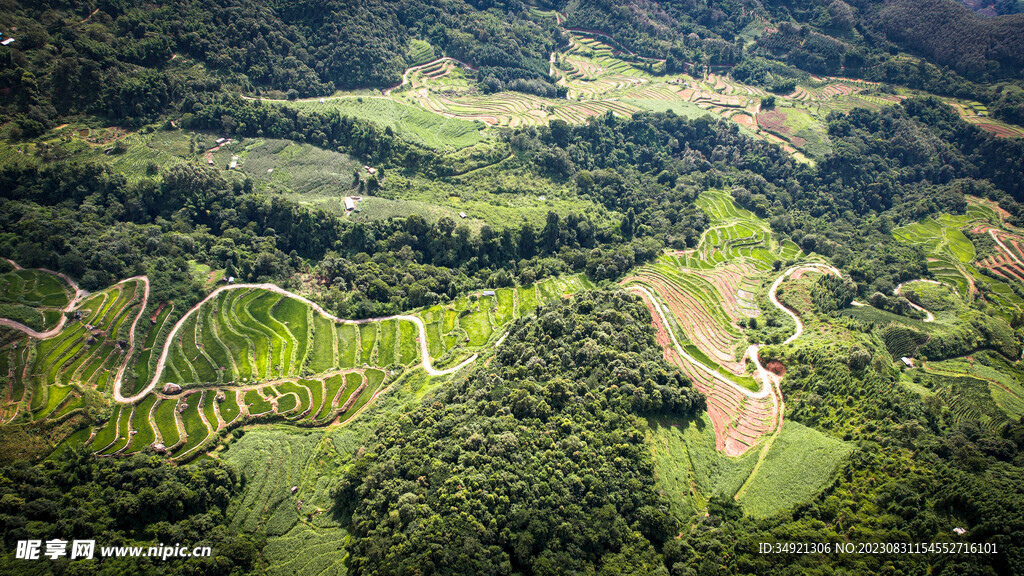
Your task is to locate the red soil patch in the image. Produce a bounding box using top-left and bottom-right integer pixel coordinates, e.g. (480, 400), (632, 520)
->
(756, 110), (790, 135)
(972, 120), (1020, 139)
(764, 360), (786, 377)
(150, 301), (168, 323)
(733, 113), (754, 127)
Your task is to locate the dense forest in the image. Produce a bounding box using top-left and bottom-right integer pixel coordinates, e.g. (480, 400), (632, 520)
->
(0, 451), (259, 575)
(338, 291), (704, 574)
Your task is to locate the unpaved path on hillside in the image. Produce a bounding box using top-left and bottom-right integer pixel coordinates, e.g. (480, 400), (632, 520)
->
(767, 263), (841, 345)
(894, 279), (939, 322)
(990, 229), (1024, 266)
(0, 260), (89, 339)
(110, 276), (150, 401)
(126, 283), (478, 403)
(629, 285), (774, 399)
(631, 262), (841, 399)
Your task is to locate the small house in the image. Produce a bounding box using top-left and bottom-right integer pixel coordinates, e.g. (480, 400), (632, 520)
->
(459, 212), (467, 219)
(900, 357), (914, 369)
(344, 197), (356, 211)
(1, 39), (14, 46)
(481, 291), (495, 297)
(162, 383), (183, 395)
(215, 137), (227, 145)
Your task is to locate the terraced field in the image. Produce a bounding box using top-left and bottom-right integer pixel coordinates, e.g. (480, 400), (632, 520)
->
(918, 354), (1024, 433)
(0, 264), (74, 333)
(624, 191), (806, 457)
(891, 200), (1024, 315)
(0, 262), (592, 459)
(0, 274), (147, 423)
(260, 29), (991, 163)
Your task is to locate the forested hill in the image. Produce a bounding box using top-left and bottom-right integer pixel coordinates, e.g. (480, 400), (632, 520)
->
(4, 0), (1024, 137)
(0, 0), (559, 128)
(338, 291), (705, 574)
(564, 0), (1024, 82)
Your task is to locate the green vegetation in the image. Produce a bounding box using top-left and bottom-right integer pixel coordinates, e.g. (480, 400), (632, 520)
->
(0, 452), (256, 574)
(736, 422), (854, 518)
(338, 292), (703, 574)
(224, 429), (325, 535)
(154, 398), (181, 448)
(276, 97), (485, 150)
(125, 395), (159, 453)
(2, 2), (1024, 573)
(646, 414), (759, 518)
(174, 393), (212, 458)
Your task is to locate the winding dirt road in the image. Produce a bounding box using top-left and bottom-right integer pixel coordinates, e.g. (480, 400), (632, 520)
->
(0, 266), (88, 339)
(124, 283), (478, 403)
(768, 263), (842, 345)
(629, 285), (774, 400)
(631, 262), (841, 401)
(894, 279), (939, 322)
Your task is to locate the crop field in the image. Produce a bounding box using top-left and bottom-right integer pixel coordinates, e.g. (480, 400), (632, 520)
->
(416, 275), (591, 362)
(153, 397), (181, 448)
(647, 416), (851, 518)
(155, 288), (428, 388)
(278, 30), (933, 162)
(232, 139), (363, 201)
(0, 277), (146, 422)
(921, 354), (1024, 431)
(263, 525), (349, 576)
(975, 228), (1024, 297)
(645, 414), (759, 519)
(406, 39), (436, 66)
(735, 421), (853, 518)
(272, 96), (485, 150)
(3, 269), (595, 459)
(223, 428), (350, 573)
(627, 265), (746, 372)
(892, 210), (1024, 314)
(124, 394), (159, 453)
(624, 190), (814, 457)
(0, 268), (71, 331)
(224, 429), (325, 535)
(692, 191), (794, 268)
(943, 99), (1024, 139)
(131, 302), (174, 396)
(173, 392), (212, 458)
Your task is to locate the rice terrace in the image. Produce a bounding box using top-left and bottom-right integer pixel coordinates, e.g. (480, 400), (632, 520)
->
(0, 262), (592, 460)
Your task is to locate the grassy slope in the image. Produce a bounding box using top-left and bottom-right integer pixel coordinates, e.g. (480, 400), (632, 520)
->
(736, 421), (853, 519)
